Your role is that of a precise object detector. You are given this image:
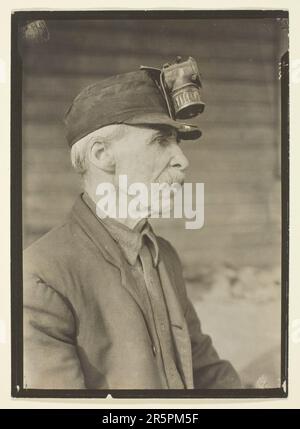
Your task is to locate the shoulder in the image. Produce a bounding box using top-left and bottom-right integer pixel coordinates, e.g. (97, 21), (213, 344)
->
(24, 221), (77, 266)
(23, 215), (99, 293)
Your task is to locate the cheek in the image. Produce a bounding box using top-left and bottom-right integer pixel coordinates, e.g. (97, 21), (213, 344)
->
(149, 145), (171, 174)
(139, 146), (168, 180)
(115, 143), (169, 184)
(114, 150), (148, 184)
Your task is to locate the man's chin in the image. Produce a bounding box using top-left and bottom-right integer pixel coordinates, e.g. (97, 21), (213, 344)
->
(148, 197), (175, 218)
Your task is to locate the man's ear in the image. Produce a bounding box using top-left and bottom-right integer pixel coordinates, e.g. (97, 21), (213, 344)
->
(89, 141), (116, 173)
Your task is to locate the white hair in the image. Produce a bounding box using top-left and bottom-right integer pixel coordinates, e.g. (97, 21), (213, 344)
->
(70, 124), (129, 175)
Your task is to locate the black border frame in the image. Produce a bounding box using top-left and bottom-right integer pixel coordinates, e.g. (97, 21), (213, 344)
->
(11, 9), (289, 399)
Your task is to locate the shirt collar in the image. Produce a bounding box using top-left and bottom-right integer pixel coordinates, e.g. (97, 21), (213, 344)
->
(82, 191), (159, 267)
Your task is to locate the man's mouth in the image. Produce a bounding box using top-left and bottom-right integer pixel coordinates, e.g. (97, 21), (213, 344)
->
(157, 168), (185, 186)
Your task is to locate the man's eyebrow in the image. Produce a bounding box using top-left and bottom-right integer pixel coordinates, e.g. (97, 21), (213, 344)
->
(148, 128), (177, 143)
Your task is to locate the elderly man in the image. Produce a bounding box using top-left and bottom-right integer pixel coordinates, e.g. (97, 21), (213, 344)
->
(23, 63), (241, 390)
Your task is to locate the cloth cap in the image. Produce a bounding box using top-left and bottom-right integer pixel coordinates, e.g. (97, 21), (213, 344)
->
(63, 69), (201, 147)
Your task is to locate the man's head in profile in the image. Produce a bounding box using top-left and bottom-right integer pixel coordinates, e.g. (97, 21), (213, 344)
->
(71, 124), (190, 222)
(64, 65), (201, 224)
(23, 58), (241, 391)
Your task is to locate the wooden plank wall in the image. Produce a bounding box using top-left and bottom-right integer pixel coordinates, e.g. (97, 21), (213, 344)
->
(21, 18), (284, 271)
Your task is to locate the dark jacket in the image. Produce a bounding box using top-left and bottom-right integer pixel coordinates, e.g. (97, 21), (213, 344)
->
(23, 194), (241, 389)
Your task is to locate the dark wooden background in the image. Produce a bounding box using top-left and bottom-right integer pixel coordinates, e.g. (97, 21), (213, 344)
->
(21, 18), (285, 275)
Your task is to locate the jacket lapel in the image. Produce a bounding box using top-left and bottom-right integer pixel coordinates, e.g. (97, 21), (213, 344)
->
(157, 251), (194, 389)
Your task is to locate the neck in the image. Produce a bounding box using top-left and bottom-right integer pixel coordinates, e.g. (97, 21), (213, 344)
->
(84, 187), (149, 231)
(84, 170), (151, 230)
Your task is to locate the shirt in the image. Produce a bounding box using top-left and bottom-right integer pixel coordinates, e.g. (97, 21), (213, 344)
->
(82, 191), (185, 388)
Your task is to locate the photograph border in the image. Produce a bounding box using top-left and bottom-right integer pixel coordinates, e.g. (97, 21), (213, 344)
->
(11, 8), (289, 399)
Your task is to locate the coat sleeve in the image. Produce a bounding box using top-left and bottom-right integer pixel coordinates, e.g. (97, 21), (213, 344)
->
(23, 275), (86, 389)
(184, 297), (242, 389)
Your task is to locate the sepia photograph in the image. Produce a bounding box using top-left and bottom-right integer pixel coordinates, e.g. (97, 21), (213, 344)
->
(11, 10), (288, 398)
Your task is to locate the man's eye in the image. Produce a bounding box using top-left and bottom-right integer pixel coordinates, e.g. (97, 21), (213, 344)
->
(155, 137), (166, 145)
(152, 133), (178, 145)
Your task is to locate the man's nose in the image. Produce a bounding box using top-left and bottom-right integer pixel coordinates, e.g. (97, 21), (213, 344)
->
(169, 143), (190, 171)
